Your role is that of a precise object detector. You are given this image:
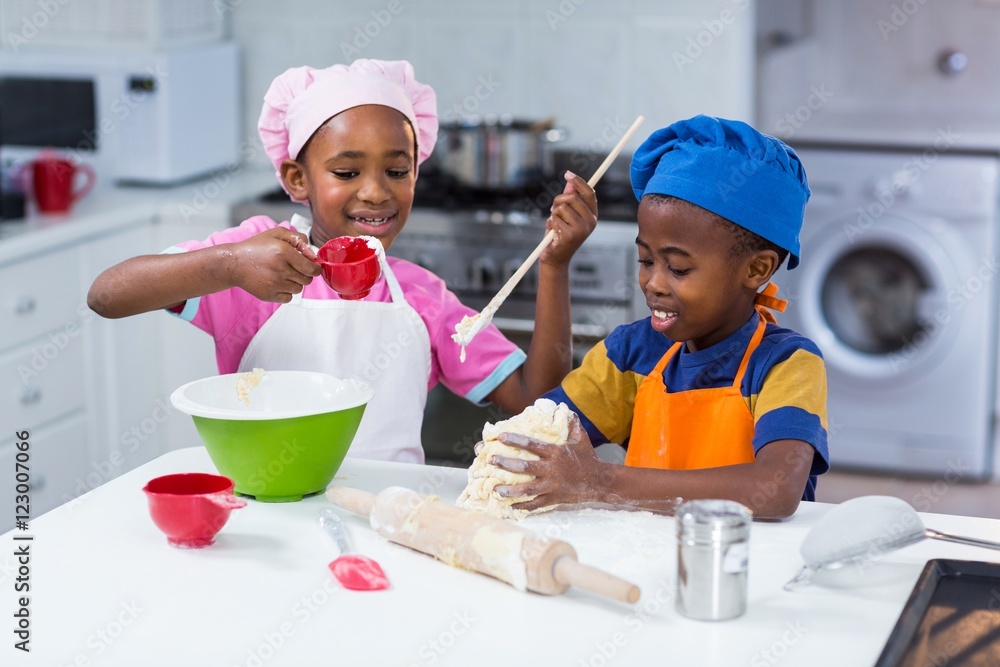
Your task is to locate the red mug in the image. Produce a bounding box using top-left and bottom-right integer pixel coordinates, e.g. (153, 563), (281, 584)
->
(32, 154), (96, 214)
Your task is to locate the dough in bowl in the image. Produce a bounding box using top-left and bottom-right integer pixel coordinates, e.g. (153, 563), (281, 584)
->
(457, 398), (572, 520)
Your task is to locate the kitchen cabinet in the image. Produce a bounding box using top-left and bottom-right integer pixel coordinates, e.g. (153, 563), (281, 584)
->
(0, 415), (90, 524)
(0, 214), (158, 531)
(0, 245), (95, 531)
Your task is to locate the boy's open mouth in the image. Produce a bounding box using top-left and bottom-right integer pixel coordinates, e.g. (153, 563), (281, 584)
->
(651, 309), (677, 332)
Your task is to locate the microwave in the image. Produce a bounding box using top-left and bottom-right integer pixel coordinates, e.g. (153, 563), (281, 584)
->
(0, 41), (241, 185)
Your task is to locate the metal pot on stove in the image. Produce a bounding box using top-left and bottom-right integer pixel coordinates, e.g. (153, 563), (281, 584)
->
(430, 115), (568, 189)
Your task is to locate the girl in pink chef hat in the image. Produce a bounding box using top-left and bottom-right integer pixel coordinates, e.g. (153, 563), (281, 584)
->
(88, 59), (597, 463)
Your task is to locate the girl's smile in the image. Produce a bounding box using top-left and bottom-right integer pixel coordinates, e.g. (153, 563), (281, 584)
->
(280, 104), (417, 250)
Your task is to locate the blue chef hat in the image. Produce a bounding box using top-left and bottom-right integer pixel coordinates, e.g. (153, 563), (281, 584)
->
(630, 115), (810, 269)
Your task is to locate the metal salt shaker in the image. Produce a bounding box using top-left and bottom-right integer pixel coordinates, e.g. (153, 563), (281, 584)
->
(675, 499), (752, 621)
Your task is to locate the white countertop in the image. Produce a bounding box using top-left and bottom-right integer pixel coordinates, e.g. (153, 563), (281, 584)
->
(0, 166), (278, 265)
(3, 446), (999, 666)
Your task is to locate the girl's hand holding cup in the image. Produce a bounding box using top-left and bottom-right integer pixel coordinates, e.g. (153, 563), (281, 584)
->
(225, 227), (322, 303)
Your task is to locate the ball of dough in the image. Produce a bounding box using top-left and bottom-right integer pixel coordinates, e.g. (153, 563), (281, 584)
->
(457, 398), (572, 520)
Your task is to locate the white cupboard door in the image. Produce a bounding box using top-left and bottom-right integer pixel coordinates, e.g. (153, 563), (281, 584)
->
(0, 414), (91, 532)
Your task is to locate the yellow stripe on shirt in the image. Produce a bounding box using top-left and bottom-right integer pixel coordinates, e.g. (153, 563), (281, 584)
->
(562, 340), (645, 444)
(747, 348), (828, 430)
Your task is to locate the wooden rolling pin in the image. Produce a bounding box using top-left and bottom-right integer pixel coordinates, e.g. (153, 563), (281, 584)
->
(326, 485), (640, 604)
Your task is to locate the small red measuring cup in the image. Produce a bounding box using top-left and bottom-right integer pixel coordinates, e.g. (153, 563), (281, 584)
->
(143, 473), (247, 548)
(315, 236), (381, 300)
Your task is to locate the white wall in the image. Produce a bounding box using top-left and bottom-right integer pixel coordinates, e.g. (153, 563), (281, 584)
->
(0, 0), (756, 166)
(227, 0), (756, 166)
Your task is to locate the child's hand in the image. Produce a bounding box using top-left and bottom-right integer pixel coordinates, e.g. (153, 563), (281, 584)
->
(541, 171), (598, 267)
(490, 414), (609, 510)
(225, 227), (322, 303)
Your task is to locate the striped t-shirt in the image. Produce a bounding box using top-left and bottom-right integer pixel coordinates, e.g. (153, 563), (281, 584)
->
(545, 312), (830, 500)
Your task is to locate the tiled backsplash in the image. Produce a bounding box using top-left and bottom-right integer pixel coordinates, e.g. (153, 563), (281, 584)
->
(228, 0), (755, 168)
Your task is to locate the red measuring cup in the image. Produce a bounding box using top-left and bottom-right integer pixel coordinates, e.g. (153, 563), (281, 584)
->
(143, 473), (247, 548)
(315, 236), (382, 300)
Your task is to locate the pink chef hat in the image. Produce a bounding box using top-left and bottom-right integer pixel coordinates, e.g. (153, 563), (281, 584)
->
(258, 59), (438, 200)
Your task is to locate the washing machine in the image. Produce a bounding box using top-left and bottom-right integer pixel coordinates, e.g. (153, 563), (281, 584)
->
(773, 147), (999, 479)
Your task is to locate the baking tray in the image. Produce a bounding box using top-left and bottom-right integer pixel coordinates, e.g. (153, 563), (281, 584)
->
(875, 559), (1000, 667)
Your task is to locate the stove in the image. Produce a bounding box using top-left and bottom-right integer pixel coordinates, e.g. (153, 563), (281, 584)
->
(232, 169), (644, 464)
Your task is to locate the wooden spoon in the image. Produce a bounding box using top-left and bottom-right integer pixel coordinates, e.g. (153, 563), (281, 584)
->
(451, 115), (646, 360)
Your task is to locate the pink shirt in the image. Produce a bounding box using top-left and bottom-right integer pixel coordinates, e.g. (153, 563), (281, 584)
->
(165, 216), (525, 404)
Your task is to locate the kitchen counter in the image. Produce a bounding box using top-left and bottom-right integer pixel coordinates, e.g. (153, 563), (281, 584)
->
(3, 447), (999, 666)
(0, 166), (277, 265)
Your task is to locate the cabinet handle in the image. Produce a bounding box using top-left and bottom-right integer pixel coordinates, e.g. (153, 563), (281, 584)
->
(20, 386), (42, 405)
(15, 295), (37, 315)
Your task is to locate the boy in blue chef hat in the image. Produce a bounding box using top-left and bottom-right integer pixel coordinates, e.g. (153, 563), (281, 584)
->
(489, 116), (830, 520)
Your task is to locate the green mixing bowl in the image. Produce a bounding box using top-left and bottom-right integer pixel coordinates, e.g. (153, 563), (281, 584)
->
(170, 371), (373, 502)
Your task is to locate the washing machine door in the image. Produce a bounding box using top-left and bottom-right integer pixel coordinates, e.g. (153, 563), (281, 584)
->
(795, 215), (959, 384)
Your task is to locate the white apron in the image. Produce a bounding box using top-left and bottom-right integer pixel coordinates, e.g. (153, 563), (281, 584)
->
(238, 216), (430, 463)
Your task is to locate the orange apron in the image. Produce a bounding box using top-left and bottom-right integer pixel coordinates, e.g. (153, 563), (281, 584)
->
(624, 283), (786, 470)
